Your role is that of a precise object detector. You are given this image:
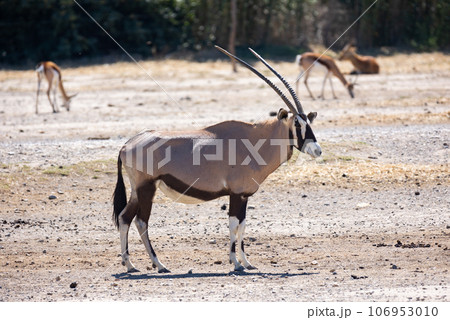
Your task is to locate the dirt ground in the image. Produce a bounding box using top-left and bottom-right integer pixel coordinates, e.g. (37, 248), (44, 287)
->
(0, 52), (449, 301)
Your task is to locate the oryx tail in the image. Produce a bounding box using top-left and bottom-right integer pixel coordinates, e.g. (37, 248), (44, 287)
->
(113, 154), (127, 229)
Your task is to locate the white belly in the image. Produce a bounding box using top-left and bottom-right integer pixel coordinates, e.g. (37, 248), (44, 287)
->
(157, 180), (206, 204)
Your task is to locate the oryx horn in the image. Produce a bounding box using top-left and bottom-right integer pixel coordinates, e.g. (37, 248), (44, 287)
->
(215, 45), (298, 116)
(248, 48), (305, 115)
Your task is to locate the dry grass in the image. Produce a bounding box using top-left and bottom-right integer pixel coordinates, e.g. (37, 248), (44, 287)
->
(1, 52), (449, 82)
(270, 158), (449, 190)
(319, 110), (450, 127)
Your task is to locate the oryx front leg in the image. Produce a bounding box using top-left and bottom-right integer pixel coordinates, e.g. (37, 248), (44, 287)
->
(237, 218), (257, 270)
(135, 217), (170, 274)
(228, 194), (255, 272)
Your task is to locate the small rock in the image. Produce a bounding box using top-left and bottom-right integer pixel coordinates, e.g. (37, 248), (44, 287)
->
(351, 275), (368, 280)
(391, 264), (399, 269)
(209, 239), (216, 244)
(220, 204), (227, 210)
(213, 260), (222, 265)
(69, 282), (77, 289)
(311, 260), (318, 265)
(48, 195), (57, 200)
(42, 249), (47, 254)
(57, 190), (64, 194)
(55, 276), (61, 281)
(269, 111), (277, 116)
(248, 205), (256, 210)
(187, 269), (193, 274)
(415, 191), (420, 196)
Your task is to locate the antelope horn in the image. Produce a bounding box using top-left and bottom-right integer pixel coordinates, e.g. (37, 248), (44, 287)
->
(214, 45), (298, 116)
(248, 48), (305, 115)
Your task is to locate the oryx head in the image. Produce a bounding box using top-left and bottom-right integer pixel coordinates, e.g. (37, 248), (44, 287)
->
(215, 46), (322, 158)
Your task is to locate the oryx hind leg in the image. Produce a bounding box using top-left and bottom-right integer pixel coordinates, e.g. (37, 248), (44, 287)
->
(228, 194), (255, 271)
(135, 181), (170, 273)
(119, 196), (139, 272)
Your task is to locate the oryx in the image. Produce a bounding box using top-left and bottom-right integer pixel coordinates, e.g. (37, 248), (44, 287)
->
(113, 46), (322, 273)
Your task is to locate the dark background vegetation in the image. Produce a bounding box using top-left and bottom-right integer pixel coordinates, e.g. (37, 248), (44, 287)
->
(0, 0), (448, 66)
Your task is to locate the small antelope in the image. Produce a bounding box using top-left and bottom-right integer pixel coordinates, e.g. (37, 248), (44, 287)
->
(295, 53), (354, 100)
(35, 61), (77, 114)
(338, 44), (379, 74)
(113, 46), (322, 273)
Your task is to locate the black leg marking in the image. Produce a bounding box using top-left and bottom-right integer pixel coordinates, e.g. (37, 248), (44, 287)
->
(231, 242), (236, 253)
(228, 194), (248, 222)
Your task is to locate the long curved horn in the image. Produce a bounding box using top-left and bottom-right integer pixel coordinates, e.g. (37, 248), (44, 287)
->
(248, 48), (305, 115)
(215, 45), (298, 115)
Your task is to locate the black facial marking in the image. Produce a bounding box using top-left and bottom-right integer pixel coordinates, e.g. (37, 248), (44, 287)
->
(294, 117), (317, 151)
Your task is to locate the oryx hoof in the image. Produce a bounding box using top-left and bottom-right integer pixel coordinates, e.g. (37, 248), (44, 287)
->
(158, 268), (171, 274)
(246, 265), (258, 270)
(127, 267), (139, 273)
(234, 265), (245, 272)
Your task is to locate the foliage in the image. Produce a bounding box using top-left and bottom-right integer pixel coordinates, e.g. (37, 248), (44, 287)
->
(0, 0), (447, 65)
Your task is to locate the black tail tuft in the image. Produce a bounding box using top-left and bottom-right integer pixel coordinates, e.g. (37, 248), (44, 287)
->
(113, 154), (127, 229)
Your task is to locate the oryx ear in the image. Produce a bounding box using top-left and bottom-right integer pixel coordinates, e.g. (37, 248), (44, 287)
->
(277, 108), (289, 120)
(307, 112), (317, 124)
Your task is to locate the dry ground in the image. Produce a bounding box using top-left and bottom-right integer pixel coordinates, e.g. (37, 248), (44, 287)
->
(0, 52), (449, 301)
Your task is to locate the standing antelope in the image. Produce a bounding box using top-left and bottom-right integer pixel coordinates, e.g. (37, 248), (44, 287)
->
(113, 46), (322, 273)
(35, 61), (77, 114)
(295, 53), (354, 100)
(338, 44), (379, 74)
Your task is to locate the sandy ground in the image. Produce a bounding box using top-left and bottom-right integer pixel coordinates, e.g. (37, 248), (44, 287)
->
(0, 52), (449, 301)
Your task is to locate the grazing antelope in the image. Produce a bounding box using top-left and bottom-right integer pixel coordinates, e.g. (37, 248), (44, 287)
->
(35, 61), (77, 114)
(113, 46), (322, 273)
(295, 53), (354, 100)
(338, 44), (379, 74)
